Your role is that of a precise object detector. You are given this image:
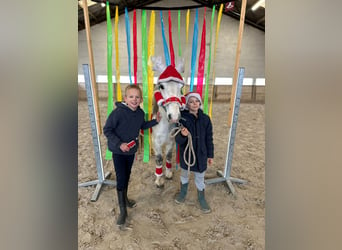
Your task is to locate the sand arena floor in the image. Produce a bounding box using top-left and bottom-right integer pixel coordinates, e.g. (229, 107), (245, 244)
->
(78, 100), (265, 249)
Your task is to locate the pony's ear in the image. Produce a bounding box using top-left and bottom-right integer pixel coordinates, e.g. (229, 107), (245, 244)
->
(151, 56), (166, 73)
(175, 58), (185, 73)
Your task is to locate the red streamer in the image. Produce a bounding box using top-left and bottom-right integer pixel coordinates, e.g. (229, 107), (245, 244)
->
(168, 10), (175, 67)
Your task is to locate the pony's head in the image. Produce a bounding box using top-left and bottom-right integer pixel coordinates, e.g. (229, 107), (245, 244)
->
(152, 57), (185, 123)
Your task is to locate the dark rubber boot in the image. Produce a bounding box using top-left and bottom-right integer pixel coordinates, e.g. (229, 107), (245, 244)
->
(197, 189), (211, 213)
(175, 182), (188, 204)
(124, 188), (137, 208)
(116, 190), (127, 226)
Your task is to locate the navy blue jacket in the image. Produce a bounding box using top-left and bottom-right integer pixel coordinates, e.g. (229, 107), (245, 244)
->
(175, 109), (214, 173)
(103, 102), (158, 155)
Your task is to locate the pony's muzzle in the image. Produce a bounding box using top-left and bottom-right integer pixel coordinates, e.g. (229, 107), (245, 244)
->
(167, 113), (180, 123)
(167, 114), (180, 123)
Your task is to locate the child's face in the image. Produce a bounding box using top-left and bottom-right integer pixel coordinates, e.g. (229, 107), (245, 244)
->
(187, 96), (201, 113)
(124, 88), (142, 110)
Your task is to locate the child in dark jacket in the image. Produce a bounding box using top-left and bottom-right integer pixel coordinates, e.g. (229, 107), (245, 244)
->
(103, 84), (160, 227)
(175, 92), (214, 213)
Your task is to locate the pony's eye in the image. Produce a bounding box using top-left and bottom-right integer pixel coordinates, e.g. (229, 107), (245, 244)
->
(159, 84), (164, 90)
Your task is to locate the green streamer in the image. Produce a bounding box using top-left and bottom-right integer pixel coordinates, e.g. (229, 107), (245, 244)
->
(203, 6), (215, 114)
(105, 1), (114, 160)
(141, 10), (150, 163)
(178, 10), (182, 57)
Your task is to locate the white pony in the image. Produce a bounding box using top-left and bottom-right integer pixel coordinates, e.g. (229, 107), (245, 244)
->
(151, 57), (185, 188)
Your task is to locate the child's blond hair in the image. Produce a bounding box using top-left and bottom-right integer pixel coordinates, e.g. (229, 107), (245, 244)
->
(125, 84), (142, 98)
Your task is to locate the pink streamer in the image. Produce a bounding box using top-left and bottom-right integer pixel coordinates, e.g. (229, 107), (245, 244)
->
(168, 10), (175, 67)
(196, 8), (206, 97)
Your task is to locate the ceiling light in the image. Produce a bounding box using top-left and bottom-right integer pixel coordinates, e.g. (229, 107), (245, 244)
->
(251, 0), (265, 11)
(100, 3), (106, 7)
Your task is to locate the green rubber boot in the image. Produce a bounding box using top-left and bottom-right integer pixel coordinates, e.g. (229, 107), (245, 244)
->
(175, 182), (188, 204)
(197, 189), (211, 213)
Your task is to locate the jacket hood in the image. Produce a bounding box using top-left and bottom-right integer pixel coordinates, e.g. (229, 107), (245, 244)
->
(115, 101), (141, 112)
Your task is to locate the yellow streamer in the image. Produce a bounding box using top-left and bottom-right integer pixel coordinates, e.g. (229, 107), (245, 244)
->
(209, 4), (223, 117)
(186, 9), (190, 44)
(115, 5), (122, 101)
(214, 4), (223, 60)
(147, 11), (155, 117)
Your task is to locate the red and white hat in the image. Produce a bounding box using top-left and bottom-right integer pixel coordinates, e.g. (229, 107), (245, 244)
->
(157, 65), (184, 84)
(185, 92), (202, 106)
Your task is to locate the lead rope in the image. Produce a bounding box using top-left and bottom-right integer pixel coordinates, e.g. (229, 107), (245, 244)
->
(170, 124), (196, 176)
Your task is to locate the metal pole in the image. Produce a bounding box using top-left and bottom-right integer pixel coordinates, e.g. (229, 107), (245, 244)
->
(78, 64), (116, 202)
(205, 67), (247, 196)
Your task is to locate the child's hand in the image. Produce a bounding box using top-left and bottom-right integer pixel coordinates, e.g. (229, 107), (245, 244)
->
(208, 158), (213, 165)
(120, 143), (130, 152)
(181, 127), (189, 136)
(156, 111), (161, 123)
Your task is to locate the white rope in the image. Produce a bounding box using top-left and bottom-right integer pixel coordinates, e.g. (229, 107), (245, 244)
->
(170, 124), (196, 175)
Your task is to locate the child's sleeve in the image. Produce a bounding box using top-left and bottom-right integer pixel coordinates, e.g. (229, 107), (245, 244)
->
(103, 112), (121, 149)
(141, 119), (158, 130)
(140, 109), (159, 130)
(206, 119), (214, 158)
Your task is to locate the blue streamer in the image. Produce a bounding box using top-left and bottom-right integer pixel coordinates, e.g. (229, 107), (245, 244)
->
(125, 7), (132, 84)
(190, 9), (199, 92)
(160, 11), (170, 66)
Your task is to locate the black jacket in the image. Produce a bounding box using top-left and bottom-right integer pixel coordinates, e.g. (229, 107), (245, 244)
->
(103, 102), (158, 155)
(175, 109), (214, 173)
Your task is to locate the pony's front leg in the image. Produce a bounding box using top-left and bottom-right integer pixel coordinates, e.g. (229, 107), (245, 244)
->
(154, 147), (164, 188)
(164, 141), (174, 179)
(154, 154), (165, 188)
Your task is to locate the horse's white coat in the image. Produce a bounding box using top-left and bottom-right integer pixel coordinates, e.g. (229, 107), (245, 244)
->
(152, 80), (183, 187)
(150, 56), (185, 187)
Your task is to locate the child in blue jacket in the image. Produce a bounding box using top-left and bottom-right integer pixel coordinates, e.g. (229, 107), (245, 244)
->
(175, 92), (214, 213)
(104, 84), (160, 227)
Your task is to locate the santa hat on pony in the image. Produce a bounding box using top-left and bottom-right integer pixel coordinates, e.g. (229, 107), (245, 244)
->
(157, 65), (184, 84)
(153, 64), (186, 109)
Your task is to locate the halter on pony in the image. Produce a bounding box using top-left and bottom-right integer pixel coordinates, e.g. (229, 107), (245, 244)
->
(154, 90), (186, 110)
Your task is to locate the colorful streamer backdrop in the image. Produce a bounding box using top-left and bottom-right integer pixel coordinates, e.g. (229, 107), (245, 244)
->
(124, 7), (132, 84)
(115, 6), (122, 101)
(168, 10), (175, 67)
(141, 10), (150, 162)
(190, 9), (199, 92)
(203, 5), (215, 114)
(148, 11), (155, 117)
(186, 10), (190, 44)
(160, 11), (170, 66)
(133, 9), (138, 84)
(105, 1), (114, 160)
(196, 7), (206, 97)
(209, 4), (223, 117)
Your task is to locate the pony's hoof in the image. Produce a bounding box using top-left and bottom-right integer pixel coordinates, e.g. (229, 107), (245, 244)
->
(156, 183), (164, 188)
(165, 170), (173, 180)
(155, 177), (165, 188)
(165, 174), (173, 180)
